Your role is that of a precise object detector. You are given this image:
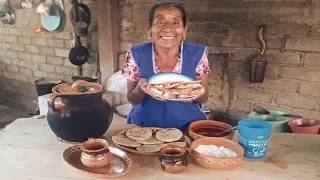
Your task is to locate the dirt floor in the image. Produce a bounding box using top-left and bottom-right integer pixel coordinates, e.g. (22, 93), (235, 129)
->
(0, 100), (33, 130)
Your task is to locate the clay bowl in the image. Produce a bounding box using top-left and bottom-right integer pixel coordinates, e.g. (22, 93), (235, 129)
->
(190, 137), (244, 170)
(288, 118), (320, 134)
(188, 120), (235, 140)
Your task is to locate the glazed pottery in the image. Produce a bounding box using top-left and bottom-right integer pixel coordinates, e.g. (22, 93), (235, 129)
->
(63, 145), (134, 177)
(47, 80), (113, 142)
(80, 138), (112, 168)
(288, 118), (320, 134)
(188, 120), (235, 140)
(190, 137), (244, 170)
(159, 145), (190, 174)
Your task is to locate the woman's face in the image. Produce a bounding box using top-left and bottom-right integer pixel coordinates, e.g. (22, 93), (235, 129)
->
(149, 7), (187, 49)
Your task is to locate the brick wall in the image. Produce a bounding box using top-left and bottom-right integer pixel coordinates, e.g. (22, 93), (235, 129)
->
(0, 0), (98, 109)
(118, 0), (320, 119)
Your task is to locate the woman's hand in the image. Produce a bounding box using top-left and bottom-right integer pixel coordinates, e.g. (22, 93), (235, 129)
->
(139, 78), (167, 102)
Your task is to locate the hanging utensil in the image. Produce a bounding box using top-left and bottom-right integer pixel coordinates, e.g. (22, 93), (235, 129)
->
(75, 21), (88, 36)
(253, 106), (303, 118)
(0, 0), (15, 25)
(69, 3), (91, 26)
(86, 33), (94, 64)
(69, 44), (89, 66)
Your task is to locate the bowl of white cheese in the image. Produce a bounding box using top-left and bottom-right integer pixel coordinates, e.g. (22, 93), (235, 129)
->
(190, 137), (244, 170)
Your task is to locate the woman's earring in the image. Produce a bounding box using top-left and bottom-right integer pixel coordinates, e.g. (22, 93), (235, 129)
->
(148, 36), (151, 40)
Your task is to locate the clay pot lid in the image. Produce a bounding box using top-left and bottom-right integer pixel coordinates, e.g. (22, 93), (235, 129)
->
(54, 80), (104, 95)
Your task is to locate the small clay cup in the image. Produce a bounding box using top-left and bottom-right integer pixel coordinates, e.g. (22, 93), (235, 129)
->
(159, 145), (190, 174)
(80, 138), (112, 168)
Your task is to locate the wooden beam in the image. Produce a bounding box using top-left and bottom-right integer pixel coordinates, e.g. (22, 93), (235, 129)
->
(97, 0), (120, 85)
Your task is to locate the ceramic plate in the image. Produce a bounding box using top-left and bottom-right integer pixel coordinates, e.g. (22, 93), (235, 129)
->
(144, 86), (194, 102)
(63, 145), (133, 178)
(147, 73), (194, 84)
(112, 127), (191, 156)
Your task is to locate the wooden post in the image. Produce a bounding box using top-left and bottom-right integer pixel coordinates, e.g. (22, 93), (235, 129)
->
(97, 0), (120, 85)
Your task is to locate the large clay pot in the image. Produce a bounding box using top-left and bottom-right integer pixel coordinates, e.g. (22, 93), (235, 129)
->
(47, 80), (113, 142)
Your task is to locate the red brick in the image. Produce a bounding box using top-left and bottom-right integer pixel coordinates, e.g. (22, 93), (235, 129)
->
(32, 55), (46, 64)
(281, 67), (320, 82)
(237, 87), (274, 103)
(39, 64), (55, 73)
(32, 38), (47, 46)
(133, 9), (148, 30)
(25, 45), (39, 53)
(40, 47), (55, 55)
(251, 102), (292, 113)
(266, 23), (308, 37)
(230, 76), (299, 93)
(6, 65), (19, 73)
(300, 83), (320, 97)
(6, 51), (18, 59)
(0, 58), (11, 65)
(229, 100), (251, 112)
(33, 70), (48, 78)
(5, 36), (17, 43)
(276, 93), (317, 110)
(0, 27), (9, 34)
(47, 39), (64, 48)
(18, 37), (32, 45)
(8, 28), (22, 36)
(19, 68), (33, 76)
(55, 48), (70, 58)
(47, 56), (64, 66)
(10, 44), (24, 52)
(230, 48), (259, 61)
(265, 64), (278, 77)
(266, 50), (300, 65)
(244, 35), (281, 49)
(18, 53), (32, 61)
(53, 32), (72, 40)
(285, 38), (320, 53)
(207, 34), (243, 48)
(304, 53), (320, 68)
(292, 109), (320, 120)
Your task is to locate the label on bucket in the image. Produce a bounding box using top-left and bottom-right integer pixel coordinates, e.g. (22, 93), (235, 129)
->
(257, 136), (264, 140)
(240, 139), (269, 159)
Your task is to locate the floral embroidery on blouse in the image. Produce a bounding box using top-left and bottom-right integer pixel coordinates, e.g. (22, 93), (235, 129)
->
(123, 50), (211, 81)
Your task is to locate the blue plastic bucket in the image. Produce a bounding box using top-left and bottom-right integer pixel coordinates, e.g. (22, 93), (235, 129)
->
(237, 119), (273, 159)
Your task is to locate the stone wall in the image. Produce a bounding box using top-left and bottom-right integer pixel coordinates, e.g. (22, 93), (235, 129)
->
(118, 0), (320, 119)
(0, 0), (98, 109)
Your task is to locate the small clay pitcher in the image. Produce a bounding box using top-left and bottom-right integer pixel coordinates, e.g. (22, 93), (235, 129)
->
(159, 145), (190, 174)
(80, 138), (112, 168)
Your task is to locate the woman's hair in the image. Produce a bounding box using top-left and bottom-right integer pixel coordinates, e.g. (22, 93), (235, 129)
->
(148, 2), (187, 27)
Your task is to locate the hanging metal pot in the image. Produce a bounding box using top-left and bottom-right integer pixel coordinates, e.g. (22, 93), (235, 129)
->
(69, 3), (91, 26)
(75, 21), (88, 36)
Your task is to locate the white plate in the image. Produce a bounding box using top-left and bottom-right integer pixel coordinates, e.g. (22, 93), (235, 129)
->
(147, 73), (194, 84)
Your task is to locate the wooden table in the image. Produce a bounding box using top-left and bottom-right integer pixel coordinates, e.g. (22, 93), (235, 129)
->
(0, 116), (319, 180)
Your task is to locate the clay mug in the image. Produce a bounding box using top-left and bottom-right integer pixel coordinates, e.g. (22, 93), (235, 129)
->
(80, 138), (112, 168)
(159, 145), (191, 174)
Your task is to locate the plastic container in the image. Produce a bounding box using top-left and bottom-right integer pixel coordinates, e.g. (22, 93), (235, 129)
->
(288, 118), (320, 134)
(237, 119), (272, 159)
(248, 111), (290, 132)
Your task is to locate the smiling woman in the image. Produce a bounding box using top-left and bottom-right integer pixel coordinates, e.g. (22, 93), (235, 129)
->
(122, 2), (211, 130)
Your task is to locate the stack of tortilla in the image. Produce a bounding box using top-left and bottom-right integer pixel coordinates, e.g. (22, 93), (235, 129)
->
(146, 81), (205, 100)
(112, 128), (187, 153)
